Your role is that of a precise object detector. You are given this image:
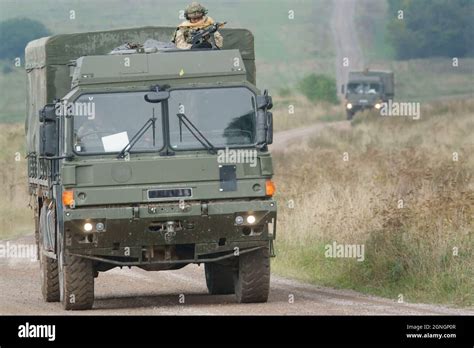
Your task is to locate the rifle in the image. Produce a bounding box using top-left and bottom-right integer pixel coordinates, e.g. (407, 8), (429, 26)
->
(190, 22), (226, 49)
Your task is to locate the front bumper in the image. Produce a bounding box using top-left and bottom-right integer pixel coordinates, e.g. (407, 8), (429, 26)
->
(63, 199), (277, 264)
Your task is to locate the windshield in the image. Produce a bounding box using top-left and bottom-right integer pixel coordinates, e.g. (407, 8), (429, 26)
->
(72, 92), (163, 154)
(347, 82), (381, 95)
(168, 87), (256, 150)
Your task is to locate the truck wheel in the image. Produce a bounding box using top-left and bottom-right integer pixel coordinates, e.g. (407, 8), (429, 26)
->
(346, 110), (355, 120)
(39, 204), (60, 302)
(59, 249), (95, 310)
(40, 252), (60, 302)
(234, 247), (270, 303)
(205, 263), (235, 295)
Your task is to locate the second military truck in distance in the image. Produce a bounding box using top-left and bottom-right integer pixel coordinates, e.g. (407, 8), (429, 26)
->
(341, 69), (395, 120)
(25, 26), (277, 310)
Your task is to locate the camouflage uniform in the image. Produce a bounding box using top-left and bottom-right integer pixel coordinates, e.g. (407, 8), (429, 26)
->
(173, 2), (223, 49)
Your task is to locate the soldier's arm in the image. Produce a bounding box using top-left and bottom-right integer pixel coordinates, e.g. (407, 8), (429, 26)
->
(214, 31), (223, 48)
(175, 29), (192, 50)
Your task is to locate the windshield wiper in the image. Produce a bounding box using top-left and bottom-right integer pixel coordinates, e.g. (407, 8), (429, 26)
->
(176, 113), (217, 154)
(117, 108), (157, 159)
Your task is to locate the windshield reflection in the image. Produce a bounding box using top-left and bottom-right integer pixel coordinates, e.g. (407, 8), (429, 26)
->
(73, 92), (163, 153)
(168, 87), (256, 150)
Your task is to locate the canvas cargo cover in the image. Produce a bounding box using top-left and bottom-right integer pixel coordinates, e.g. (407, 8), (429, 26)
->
(25, 26), (255, 153)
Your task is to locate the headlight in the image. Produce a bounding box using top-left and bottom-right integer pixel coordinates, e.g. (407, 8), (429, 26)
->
(96, 222), (105, 231)
(83, 223), (93, 232)
(246, 215), (256, 224)
(346, 103), (353, 110)
(375, 103), (381, 109)
(235, 216), (244, 225)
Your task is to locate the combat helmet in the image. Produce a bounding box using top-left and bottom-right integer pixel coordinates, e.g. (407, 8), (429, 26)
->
(185, 2), (208, 20)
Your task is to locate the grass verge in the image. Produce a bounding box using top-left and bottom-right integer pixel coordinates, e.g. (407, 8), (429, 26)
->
(272, 99), (474, 306)
(273, 95), (345, 132)
(0, 123), (33, 239)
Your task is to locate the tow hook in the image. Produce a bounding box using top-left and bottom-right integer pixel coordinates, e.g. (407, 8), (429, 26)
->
(164, 221), (177, 243)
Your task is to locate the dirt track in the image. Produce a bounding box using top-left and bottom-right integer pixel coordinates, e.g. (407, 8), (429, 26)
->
(331, 0), (365, 96)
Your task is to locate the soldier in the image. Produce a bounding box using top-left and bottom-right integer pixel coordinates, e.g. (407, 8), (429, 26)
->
(172, 2), (223, 49)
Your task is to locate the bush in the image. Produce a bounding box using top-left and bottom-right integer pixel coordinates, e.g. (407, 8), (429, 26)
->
(0, 18), (51, 60)
(297, 74), (338, 104)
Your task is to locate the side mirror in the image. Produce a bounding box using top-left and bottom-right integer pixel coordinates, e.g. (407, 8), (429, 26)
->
(39, 122), (58, 157)
(144, 91), (170, 103)
(341, 84), (345, 94)
(257, 90), (273, 110)
(265, 111), (273, 145)
(39, 104), (57, 122)
(265, 95), (273, 110)
(256, 96), (267, 109)
(38, 103), (58, 157)
(256, 102), (273, 146)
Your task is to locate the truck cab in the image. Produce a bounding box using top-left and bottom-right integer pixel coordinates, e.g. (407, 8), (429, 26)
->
(341, 70), (394, 120)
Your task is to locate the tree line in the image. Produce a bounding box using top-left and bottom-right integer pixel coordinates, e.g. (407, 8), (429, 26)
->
(386, 0), (474, 59)
(0, 18), (50, 61)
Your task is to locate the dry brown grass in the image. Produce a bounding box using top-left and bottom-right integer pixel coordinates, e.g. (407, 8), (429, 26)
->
(272, 98), (474, 306)
(0, 123), (33, 239)
(272, 95), (345, 132)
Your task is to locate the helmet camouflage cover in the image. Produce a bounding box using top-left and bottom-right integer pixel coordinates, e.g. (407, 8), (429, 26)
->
(185, 2), (208, 19)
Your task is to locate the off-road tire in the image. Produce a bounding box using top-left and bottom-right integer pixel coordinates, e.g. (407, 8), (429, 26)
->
(234, 247), (270, 303)
(205, 263), (235, 295)
(60, 254), (95, 310)
(346, 110), (355, 120)
(40, 253), (60, 302)
(39, 204), (60, 302)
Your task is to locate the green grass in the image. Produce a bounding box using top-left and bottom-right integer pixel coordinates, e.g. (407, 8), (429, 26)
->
(354, 0), (395, 62)
(273, 232), (473, 306)
(0, 60), (26, 123)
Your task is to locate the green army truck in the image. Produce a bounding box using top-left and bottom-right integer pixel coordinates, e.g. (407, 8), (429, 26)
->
(25, 26), (276, 310)
(341, 69), (394, 120)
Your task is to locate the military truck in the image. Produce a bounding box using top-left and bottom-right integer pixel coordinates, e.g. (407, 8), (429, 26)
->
(341, 70), (394, 120)
(25, 26), (276, 310)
